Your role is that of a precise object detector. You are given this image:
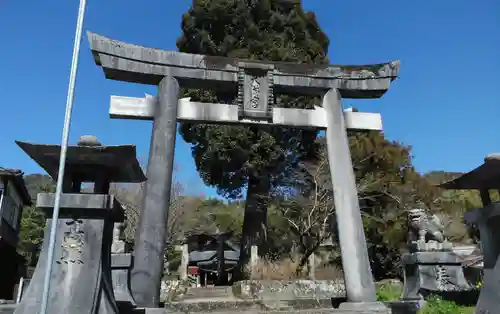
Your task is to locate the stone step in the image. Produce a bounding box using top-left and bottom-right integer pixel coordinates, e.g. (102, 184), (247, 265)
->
(139, 306), (391, 314)
(167, 299), (348, 313)
(182, 287), (234, 300)
(168, 309), (389, 314)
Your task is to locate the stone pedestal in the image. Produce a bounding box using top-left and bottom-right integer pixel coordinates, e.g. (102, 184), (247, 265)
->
(401, 251), (475, 302)
(14, 193), (122, 314)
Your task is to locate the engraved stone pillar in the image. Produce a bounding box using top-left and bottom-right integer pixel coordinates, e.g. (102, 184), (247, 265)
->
(14, 137), (146, 314)
(180, 244), (189, 281)
(131, 76), (180, 307)
(111, 222), (136, 312)
(215, 233), (229, 286)
(308, 253), (315, 279)
(250, 245), (259, 274)
(13, 193), (121, 314)
(323, 89), (384, 310)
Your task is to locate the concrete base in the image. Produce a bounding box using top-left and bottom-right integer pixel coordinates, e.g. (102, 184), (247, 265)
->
(133, 308), (165, 314)
(338, 301), (389, 312)
(386, 301), (420, 314)
(136, 308), (390, 314)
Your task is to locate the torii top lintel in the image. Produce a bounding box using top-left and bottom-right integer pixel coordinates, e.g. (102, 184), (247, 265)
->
(88, 31), (400, 99)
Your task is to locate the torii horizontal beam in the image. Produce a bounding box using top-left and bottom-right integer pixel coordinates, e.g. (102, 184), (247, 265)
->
(87, 32), (400, 98)
(109, 95), (383, 131)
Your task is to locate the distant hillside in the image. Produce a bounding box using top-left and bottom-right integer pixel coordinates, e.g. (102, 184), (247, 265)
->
(23, 174), (55, 200)
(424, 171), (465, 185)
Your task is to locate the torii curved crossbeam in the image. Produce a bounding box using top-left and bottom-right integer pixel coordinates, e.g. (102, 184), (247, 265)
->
(87, 32), (399, 98)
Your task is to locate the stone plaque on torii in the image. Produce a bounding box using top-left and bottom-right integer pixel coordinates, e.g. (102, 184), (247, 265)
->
(88, 31), (400, 310)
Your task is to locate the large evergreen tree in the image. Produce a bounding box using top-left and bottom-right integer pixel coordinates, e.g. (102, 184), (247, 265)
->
(177, 0), (330, 277)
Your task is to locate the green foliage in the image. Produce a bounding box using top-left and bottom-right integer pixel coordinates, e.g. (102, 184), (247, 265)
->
(267, 130), (479, 278)
(175, 198), (245, 243)
(18, 205), (45, 265)
(265, 203), (296, 258)
(349, 132), (459, 279)
(374, 286), (474, 314)
(198, 198), (245, 239)
(164, 244), (182, 275)
(18, 175), (55, 266)
(420, 296), (474, 314)
(326, 132), (443, 279)
(177, 0), (329, 198)
(177, 1), (333, 279)
(375, 284), (402, 302)
(424, 171), (488, 244)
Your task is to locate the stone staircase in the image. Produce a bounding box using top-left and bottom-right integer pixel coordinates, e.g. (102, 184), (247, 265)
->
(165, 286), (388, 313)
(164, 282), (393, 314)
(140, 308), (390, 314)
(166, 308), (389, 314)
(166, 286), (249, 313)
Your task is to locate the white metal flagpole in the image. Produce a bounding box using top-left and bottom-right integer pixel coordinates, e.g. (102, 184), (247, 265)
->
(39, 0), (87, 313)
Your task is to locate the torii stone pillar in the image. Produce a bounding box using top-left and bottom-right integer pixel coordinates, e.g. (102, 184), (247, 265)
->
(88, 31), (400, 310)
(131, 76), (179, 307)
(323, 89), (375, 303)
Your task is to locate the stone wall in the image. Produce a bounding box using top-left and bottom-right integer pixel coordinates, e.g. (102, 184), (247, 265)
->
(160, 280), (185, 302)
(233, 280), (345, 301)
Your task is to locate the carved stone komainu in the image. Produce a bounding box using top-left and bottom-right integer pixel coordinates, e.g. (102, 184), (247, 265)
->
(407, 208), (448, 251)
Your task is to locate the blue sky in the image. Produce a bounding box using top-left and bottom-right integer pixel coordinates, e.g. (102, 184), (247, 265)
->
(1, 0), (499, 198)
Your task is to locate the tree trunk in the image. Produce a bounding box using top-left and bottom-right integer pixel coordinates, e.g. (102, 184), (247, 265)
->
(296, 240), (320, 276)
(232, 175), (270, 282)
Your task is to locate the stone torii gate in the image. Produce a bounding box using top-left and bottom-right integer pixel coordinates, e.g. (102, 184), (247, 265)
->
(88, 31), (400, 309)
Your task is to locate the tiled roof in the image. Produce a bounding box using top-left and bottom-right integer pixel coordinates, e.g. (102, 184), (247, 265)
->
(0, 168), (31, 205)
